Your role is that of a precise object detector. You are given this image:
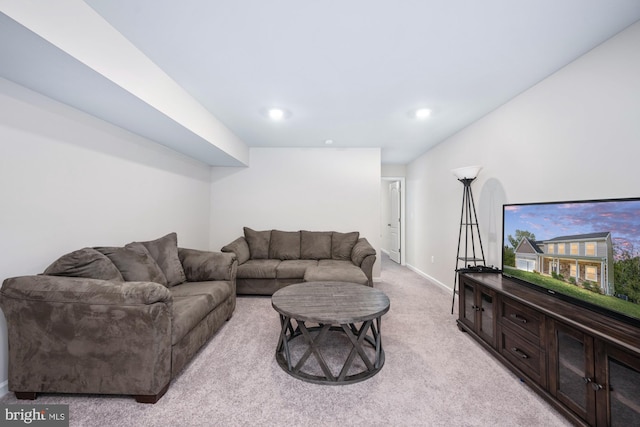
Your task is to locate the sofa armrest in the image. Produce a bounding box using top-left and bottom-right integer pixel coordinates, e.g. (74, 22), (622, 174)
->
(0, 275), (171, 306)
(178, 248), (237, 282)
(221, 237), (250, 264)
(0, 275), (173, 397)
(351, 238), (376, 287)
(351, 238), (376, 266)
(359, 255), (376, 287)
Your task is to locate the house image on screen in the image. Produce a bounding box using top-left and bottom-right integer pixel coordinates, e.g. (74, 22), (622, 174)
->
(514, 232), (614, 295)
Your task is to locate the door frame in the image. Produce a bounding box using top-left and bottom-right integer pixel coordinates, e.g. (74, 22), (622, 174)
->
(381, 176), (406, 265)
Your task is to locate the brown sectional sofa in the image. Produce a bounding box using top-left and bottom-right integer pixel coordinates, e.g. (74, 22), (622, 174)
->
(0, 233), (236, 403)
(221, 228), (376, 295)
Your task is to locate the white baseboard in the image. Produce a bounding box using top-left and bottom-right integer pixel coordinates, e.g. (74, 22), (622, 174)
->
(405, 264), (453, 293)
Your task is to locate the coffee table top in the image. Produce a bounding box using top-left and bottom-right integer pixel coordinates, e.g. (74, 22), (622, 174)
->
(271, 281), (390, 324)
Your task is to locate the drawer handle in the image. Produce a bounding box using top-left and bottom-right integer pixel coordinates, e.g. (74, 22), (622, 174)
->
(510, 347), (529, 359)
(471, 305), (484, 312)
(509, 313), (528, 324)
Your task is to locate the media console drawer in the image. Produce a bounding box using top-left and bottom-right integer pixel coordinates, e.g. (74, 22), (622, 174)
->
(500, 296), (544, 345)
(499, 325), (547, 387)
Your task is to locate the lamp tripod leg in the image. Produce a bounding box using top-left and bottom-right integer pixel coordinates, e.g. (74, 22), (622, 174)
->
(451, 274), (457, 314)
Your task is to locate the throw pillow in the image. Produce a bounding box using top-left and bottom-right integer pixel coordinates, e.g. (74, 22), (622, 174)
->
(137, 232), (186, 287)
(269, 230), (301, 260)
(332, 231), (360, 260)
(95, 244), (168, 287)
(243, 227), (271, 259)
(300, 231), (332, 259)
(44, 247), (124, 281)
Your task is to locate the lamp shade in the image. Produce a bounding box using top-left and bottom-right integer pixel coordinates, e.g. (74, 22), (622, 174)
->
(451, 165), (482, 180)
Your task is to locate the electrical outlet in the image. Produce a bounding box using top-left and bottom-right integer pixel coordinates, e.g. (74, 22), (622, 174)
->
(431, 255), (435, 263)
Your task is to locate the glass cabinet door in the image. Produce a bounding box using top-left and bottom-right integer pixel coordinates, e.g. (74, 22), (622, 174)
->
(463, 282), (475, 325)
(478, 289), (494, 344)
(596, 343), (640, 427)
(557, 330), (588, 410)
(458, 277), (495, 347)
(549, 320), (596, 425)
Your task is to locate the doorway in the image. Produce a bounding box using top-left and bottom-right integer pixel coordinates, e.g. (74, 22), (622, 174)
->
(381, 177), (405, 265)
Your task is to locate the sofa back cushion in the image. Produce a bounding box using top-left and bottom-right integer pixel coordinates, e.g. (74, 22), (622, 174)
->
(43, 247), (124, 281)
(300, 231), (332, 260)
(136, 232), (186, 286)
(332, 231), (360, 260)
(269, 230), (300, 260)
(244, 227), (271, 259)
(96, 244), (168, 286)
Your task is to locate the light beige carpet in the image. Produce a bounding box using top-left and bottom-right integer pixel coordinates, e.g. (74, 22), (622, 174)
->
(0, 254), (572, 426)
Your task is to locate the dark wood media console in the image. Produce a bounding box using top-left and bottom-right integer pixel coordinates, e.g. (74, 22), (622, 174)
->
(457, 272), (640, 427)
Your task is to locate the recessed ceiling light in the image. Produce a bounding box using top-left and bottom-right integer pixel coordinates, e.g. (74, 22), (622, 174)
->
(263, 107), (291, 121)
(414, 108), (432, 119)
(324, 139), (334, 145)
(268, 108), (285, 120)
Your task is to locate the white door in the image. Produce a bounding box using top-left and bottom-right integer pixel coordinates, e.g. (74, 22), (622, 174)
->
(389, 181), (401, 263)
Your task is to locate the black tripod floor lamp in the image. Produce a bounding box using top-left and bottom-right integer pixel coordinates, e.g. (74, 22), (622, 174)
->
(451, 165), (486, 314)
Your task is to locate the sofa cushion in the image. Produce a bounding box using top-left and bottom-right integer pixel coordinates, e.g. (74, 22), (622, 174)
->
(170, 280), (232, 332)
(243, 227), (271, 259)
(43, 248), (124, 281)
(269, 230), (301, 260)
(221, 237), (250, 264)
(178, 249), (235, 282)
(276, 260), (318, 279)
(237, 259), (280, 279)
(170, 280), (232, 301)
(96, 244), (168, 287)
(170, 295), (213, 345)
(300, 231), (332, 259)
(137, 233), (186, 287)
(235, 278), (281, 295)
(331, 231), (359, 260)
(304, 260), (368, 285)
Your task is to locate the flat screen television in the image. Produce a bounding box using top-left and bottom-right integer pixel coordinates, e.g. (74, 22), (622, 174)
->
(502, 197), (640, 327)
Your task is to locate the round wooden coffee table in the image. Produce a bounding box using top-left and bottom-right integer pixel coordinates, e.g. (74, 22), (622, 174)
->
(271, 281), (390, 384)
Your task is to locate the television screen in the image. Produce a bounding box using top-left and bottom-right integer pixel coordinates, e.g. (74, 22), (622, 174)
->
(502, 198), (640, 326)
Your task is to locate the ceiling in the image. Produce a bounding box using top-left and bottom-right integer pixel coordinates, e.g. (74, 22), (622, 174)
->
(2, 1), (640, 165)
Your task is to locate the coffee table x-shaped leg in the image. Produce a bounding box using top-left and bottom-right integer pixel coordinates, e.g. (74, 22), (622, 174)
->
(276, 315), (384, 384)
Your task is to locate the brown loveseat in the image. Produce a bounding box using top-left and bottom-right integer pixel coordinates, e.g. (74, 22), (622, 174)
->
(0, 233), (236, 403)
(221, 228), (376, 295)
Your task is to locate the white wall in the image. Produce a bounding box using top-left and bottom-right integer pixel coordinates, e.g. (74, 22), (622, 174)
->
(210, 147), (382, 278)
(381, 164), (406, 178)
(0, 78), (213, 395)
(406, 21), (640, 290)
